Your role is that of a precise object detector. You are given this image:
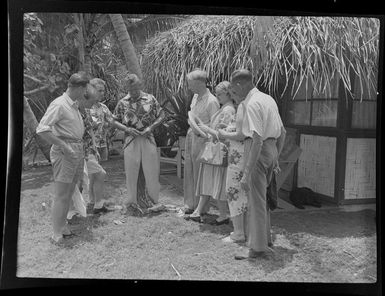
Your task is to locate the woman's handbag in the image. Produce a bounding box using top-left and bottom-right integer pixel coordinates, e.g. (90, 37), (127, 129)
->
(196, 138), (228, 167)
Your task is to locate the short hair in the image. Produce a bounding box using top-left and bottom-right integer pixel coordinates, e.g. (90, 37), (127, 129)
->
(84, 84), (98, 100)
(230, 69), (253, 84)
(186, 69), (207, 83)
(215, 81), (231, 94)
(126, 73), (142, 87)
(68, 71), (90, 88)
(89, 78), (106, 89)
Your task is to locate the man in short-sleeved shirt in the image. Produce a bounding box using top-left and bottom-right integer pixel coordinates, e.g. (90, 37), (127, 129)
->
(228, 69), (286, 260)
(113, 74), (165, 211)
(36, 72), (91, 244)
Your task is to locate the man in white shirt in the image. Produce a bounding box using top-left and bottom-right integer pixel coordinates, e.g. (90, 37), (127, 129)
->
(228, 69), (286, 260)
(36, 72), (92, 244)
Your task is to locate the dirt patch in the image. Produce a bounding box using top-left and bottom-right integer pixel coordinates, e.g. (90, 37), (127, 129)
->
(16, 157), (377, 282)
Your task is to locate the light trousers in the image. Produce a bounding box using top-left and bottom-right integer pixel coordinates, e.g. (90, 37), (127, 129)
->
(245, 139), (277, 252)
(123, 136), (160, 204)
(183, 129), (208, 210)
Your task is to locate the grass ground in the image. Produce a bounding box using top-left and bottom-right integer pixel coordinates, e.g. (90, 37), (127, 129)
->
(17, 155), (377, 282)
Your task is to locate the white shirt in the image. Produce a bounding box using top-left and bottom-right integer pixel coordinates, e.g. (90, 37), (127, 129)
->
(190, 89), (220, 126)
(36, 92), (85, 140)
(241, 88), (283, 140)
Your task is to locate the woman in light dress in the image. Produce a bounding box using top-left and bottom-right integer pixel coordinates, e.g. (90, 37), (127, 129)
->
(185, 81), (235, 225)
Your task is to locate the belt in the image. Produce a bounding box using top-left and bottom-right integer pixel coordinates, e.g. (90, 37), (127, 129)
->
(264, 137), (277, 141)
(58, 136), (83, 143)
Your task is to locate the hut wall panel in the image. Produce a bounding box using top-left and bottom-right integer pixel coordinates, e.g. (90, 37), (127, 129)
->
(297, 134), (336, 198)
(287, 101), (311, 125)
(344, 138), (376, 199)
(352, 101), (377, 129)
(311, 100), (338, 127)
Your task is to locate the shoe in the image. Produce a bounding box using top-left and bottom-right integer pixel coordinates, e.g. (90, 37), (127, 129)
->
(234, 249), (266, 260)
(184, 208), (194, 215)
(62, 231), (76, 238)
(92, 205), (114, 215)
(209, 218), (230, 226)
(222, 235), (245, 244)
(86, 203), (95, 214)
(148, 204), (166, 213)
(184, 215), (203, 223)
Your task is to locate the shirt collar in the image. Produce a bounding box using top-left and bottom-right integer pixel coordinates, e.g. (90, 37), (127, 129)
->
(196, 89), (210, 102)
(244, 87), (259, 104)
(127, 91), (147, 102)
(63, 92), (79, 109)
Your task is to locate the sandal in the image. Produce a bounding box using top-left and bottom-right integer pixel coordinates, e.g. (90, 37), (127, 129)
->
(209, 218), (230, 226)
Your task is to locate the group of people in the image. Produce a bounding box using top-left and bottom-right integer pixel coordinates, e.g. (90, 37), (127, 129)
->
(36, 67), (286, 261)
(182, 69), (286, 259)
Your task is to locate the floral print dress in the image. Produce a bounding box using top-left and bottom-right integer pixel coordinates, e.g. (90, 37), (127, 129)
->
(225, 103), (248, 217)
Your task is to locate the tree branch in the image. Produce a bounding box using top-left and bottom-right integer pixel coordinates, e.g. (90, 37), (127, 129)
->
(24, 74), (44, 84)
(24, 84), (50, 95)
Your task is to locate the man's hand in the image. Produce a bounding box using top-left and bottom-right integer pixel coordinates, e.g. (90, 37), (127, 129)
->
(126, 127), (141, 137)
(63, 144), (76, 159)
(140, 127), (152, 136)
(273, 158), (281, 174)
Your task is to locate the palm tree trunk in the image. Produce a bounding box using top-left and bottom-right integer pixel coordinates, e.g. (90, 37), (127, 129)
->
(250, 16), (275, 74)
(109, 14), (153, 208)
(109, 14), (143, 80)
(23, 96), (52, 161)
(74, 13), (92, 75)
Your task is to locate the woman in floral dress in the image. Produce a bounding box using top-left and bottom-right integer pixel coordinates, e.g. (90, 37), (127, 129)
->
(218, 100), (249, 243)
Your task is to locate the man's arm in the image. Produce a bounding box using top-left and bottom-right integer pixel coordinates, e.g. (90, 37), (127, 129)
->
(141, 109), (166, 135)
(38, 131), (76, 157)
(240, 131), (263, 192)
(276, 126), (286, 157)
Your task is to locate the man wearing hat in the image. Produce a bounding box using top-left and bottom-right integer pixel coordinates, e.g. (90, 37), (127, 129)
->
(36, 71), (92, 244)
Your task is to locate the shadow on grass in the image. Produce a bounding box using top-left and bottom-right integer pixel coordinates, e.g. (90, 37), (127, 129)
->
(271, 208), (376, 239)
(246, 245), (298, 272)
(197, 214), (233, 236)
(63, 214), (109, 249)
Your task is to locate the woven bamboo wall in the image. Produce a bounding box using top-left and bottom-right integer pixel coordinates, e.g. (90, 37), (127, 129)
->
(297, 135), (337, 198)
(344, 138), (376, 199)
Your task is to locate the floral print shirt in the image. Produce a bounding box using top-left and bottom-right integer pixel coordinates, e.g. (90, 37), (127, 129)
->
(113, 91), (163, 146)
(89, 102), (114, 148)
(81, 109), (98, 160)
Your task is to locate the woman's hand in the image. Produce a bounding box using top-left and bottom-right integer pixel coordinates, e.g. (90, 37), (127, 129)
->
(198, 124), (209, 133)
(240, 172), (250, 193)
(218, 129), (227, 140)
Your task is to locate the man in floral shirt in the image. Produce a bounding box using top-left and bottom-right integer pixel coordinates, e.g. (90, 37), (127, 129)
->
(114, 74), (165, 210)
(89, 78), (114, 161)
(83, 82), (130, 214)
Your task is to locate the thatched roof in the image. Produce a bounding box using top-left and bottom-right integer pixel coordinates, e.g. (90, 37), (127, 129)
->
(142, 15), (379, 103)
